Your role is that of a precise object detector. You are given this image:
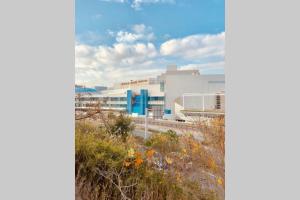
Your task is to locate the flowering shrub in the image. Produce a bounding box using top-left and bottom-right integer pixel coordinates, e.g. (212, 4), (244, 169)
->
(76, 122), (219, 200)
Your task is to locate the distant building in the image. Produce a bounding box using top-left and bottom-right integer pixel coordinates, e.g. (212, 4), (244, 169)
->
(75, 65), (225, 120)
(94, 86), (107, 93)
(75, 85), (97, 94)
(75, 85), (98, 110)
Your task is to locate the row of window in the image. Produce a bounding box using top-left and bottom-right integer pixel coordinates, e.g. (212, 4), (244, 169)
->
(76, 97), (99, 101)
(103, 96), (164, 101)
(102, 104), (127, 108)
(75, 103), (98, 107)
(76, 96), (165, 102)
(148, 96), (164, 101)
(106, 97), (127, 101)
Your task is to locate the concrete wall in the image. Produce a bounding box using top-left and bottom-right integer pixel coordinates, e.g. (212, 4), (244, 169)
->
(164, 74), (225, 118)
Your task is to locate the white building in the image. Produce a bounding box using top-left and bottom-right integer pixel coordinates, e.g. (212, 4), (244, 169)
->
(75, 65), (225, 120)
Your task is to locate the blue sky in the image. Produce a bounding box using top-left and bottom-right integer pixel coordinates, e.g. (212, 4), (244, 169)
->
(75, 0), (225, 86)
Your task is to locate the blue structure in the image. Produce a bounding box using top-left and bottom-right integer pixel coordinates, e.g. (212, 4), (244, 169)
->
(127, 89), (149, 115)
(140, 89), (148, 115)
(164, 109), (171, 114)
(126, 90), (133, 114)
(75, 86), (97, 93)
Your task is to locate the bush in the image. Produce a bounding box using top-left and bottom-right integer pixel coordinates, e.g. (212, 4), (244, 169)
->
(103, 113), (135, 142)
(145, 130), (179, 155)
(75, 122), (218, 200)
(111, 114), (135, 141)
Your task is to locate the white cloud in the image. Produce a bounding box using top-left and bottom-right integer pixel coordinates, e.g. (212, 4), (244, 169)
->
(92, 14), (102, 20)
(115, 24), (155, 43)
(75, 42), (163, 86)
(75, 31), (225, 86)
(160, 32), (225, 60)
(132, 24), (146, 33)
(179, 61), (225, 74)
(131, 0), (175, 10)
(100, 0), (175, 10)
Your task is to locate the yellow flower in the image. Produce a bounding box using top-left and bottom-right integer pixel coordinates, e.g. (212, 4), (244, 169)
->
(217, 177), (223, 185)
(127, 148), (135, 158)
(146, 149), (155, 159)
(165, 156), (173, 164)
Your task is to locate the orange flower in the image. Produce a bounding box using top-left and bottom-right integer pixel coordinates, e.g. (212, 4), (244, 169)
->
(135, 157), (143, 167)
(146, 149), (155, 159)
(134, 151), (144, 167)
(135, 151), (142, 157)
(208, 159), (217, 171)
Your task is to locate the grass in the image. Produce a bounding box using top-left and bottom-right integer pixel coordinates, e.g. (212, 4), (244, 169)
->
(75, 115), (224, 200)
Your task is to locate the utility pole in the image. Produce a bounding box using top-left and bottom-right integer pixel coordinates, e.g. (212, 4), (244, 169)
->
(144, 108), (148, 139)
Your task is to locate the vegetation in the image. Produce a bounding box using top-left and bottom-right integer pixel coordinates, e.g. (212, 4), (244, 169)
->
(75, 114), (224, 200)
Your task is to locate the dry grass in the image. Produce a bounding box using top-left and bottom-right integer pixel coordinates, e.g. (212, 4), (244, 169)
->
(75, 115), (224, 200)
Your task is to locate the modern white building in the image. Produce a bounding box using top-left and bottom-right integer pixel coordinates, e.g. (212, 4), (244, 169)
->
(75, 65), (225, 120)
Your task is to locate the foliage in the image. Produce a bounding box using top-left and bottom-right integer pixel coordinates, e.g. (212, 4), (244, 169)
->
(101, 113), (135, 142)
(198, 116), (225, 154)
(75, 122), (218, 200)
(145, 129), (179, 155)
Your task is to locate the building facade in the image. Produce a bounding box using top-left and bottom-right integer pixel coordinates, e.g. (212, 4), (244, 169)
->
(75, 65), (225, 120)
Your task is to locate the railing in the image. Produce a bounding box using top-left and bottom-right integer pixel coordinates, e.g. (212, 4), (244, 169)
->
(132, 117), (200, 131)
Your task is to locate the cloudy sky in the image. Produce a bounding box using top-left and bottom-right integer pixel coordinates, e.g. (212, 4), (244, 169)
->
(76, 0), (224, 87)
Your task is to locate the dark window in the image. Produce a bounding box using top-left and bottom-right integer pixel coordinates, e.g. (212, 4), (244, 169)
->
(148, 96), (164, 101)
(215, 95), (221, 109)
(110, 97), (126, 101)
(160, 81), (165, 92)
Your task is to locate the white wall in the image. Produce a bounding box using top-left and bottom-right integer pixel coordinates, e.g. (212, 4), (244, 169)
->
(164, 74), (225, 117)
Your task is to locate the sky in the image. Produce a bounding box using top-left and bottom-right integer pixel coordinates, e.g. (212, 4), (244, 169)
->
(75, 0), (225, 87)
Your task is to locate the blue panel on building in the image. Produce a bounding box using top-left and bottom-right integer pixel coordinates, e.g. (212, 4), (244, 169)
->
(127, 90), (132, 114)
(127, 89), (149, 115)
(75, 86), (97, 93)
(140, 89), (148, 115)
(164, 109), (171, 114)
(132, 95), (141, 114)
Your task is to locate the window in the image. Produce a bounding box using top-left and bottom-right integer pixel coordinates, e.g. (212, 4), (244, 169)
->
(160, 81), (165, 92)
(164, 109), (171, 114)
(215, 95), (221, 109)
(110, 97), (127, 101)
(148, 96), (164, 101)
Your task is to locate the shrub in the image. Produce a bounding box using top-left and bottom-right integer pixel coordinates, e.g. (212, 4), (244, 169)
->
(103, 113), (135, 142)
(75, 122), (218, 200)
(145, 130), (179, 155)
(110, 114), (135, 141)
